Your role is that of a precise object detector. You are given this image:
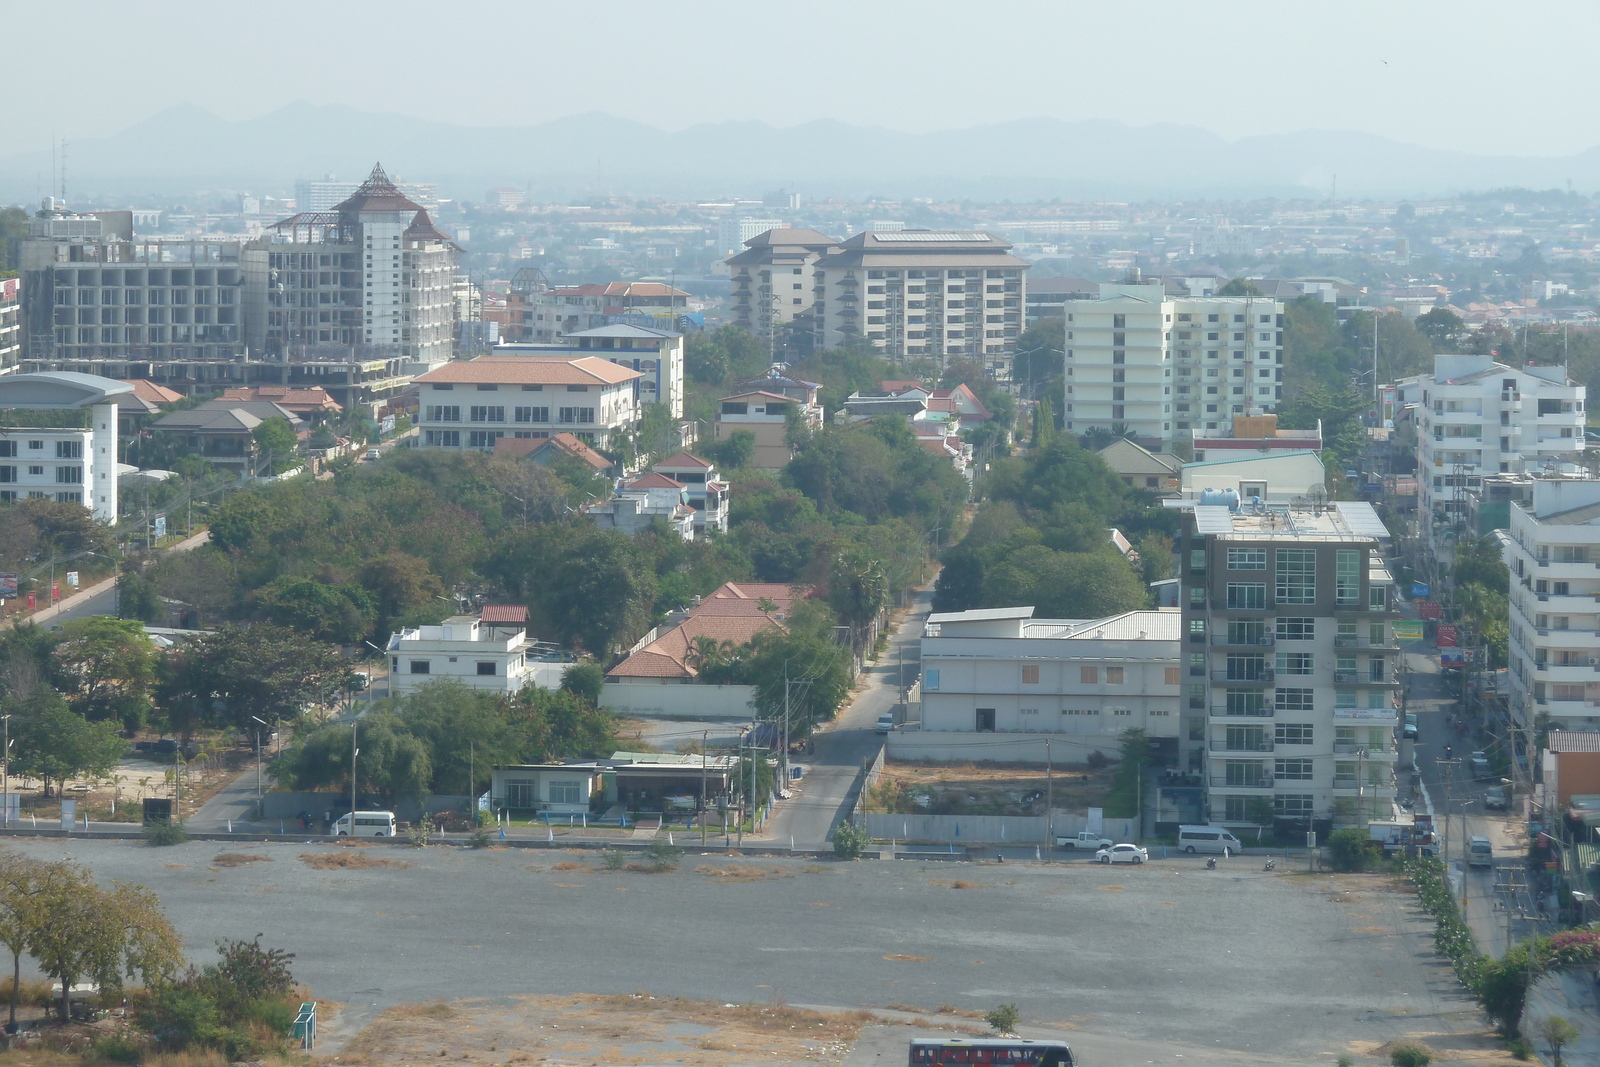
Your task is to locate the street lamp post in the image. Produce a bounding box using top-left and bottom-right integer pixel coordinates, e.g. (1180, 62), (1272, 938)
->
(1, 713), (10, 828)
(250, 715), (269, 818)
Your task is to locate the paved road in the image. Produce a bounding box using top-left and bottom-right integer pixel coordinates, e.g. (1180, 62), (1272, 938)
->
(9, 838), (1486, 1062)
(765, 587), (930, 848)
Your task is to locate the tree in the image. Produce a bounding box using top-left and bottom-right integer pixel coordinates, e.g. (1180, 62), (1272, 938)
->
(1538, 1014), (1578, 1067)
(827, 547), (887, 637)
(1216, 278), (1265, 297)
(1415, 307), (1466, 347)
(251, 576), (375, 645)
(252, 417), (300, 475)
(1326, 827), (1370, 871)
(540, 529), (658, 657)
(52, 616), (159, 732)
(117, 570), (164, 624)
(0, 852), (45, 1029)
(742, 600), (854, 735)
(156, 623), (352, 736)
(8, 689), (127, 796)
(279, 713), (430, 807)
(704, 429), (756, 470)
(559, 661), (604, 706)
(397, 682), (522, 796)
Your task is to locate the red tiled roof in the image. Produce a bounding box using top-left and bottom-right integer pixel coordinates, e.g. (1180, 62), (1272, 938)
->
(480, 605), (528, 624)
(653, 451), (713, 470)
(120, 379), (184, 405)
(220, 385), (343, 413)
(419, 355), (640, 386)
(717, 390), (796, 404)
(626, 472), (685, 490)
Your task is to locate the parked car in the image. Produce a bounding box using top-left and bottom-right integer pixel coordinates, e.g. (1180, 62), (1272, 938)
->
(875, 713), (895, 735)
(1484, 786), (1509, 811)
(366, 448), (382, 461)
(1470, 752), (1493, 780)
(1402, 712), (1418, 740)
(1094, 843), (1148, 865)
(1056, 830), (1114, 850)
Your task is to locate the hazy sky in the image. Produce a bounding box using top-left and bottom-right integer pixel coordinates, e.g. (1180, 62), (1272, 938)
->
(5, 0), (1597, 158)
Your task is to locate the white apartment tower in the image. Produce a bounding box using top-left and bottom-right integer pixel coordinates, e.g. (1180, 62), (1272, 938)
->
(725, 229), (839, 349)
(813, 231), (1028, 377)
(1503, 478), (1600, 730)
(1407, 354), (1586, 566)
(1180, 501), (1399, 832)
(1065, 283), (1285, 450)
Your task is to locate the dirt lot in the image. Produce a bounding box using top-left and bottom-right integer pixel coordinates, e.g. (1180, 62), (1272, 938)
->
(863, 759), (1113, 816)
(7, 746), (254, 824)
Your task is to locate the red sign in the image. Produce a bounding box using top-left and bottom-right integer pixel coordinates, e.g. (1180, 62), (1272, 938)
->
(1436, 625), (1458, 647)
(1418, 601), (1443, 620)
(26, 592), (36, 610)
(50, 581), (60, 602)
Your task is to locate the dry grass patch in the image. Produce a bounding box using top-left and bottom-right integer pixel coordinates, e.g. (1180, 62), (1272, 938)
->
(551, 860), (588, 871)
(298, 852), (410, 870)
(210, 852), (270, 867)
(930, 879), (987, 890)
(696, 864), (795, 882)
(883, 953), (933, 962)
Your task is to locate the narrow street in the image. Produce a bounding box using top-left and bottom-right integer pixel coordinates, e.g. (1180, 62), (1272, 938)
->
(763, 585), (932, 848)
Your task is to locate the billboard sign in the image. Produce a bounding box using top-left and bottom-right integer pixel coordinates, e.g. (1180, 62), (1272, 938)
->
(1436, 625), (1458, 647)
(65, 571), (78, 590)
(1393, 621), (1425, 643)
(0, 573), (16, 598)
(1418, 601), (1443, 620)
(1411, 582), (1431, 597)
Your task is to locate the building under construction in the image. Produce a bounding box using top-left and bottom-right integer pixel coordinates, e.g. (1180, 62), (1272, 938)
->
(19, 165), (459, 412)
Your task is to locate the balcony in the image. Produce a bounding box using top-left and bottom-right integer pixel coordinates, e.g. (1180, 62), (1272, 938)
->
(1209, 775), (1274, 790)
(1208, 705), (1274, 719)
(1534, 660), (1598, 681)
(1209, 739), (1274, 753)
(1531, 558), (1597, 580)
(1333, 670), (1400, 687)
(1333, 740), (1394, 755)
(1534, 627), (1600, 647)
(1212, 668), (1274, 685)
(1333, 636), (1400, 650)
(1210, 634), (1274, 647)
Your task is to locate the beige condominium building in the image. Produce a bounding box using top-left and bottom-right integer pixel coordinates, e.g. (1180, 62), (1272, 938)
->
(726, 229), (839, 351)
(1180, 500), (1399, 834)
(813, 231), (1027, 377)
(1065, 283), (1284, 450)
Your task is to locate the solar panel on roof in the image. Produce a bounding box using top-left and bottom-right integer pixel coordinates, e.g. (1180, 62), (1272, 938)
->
(871, 232), (990, 242)
(1334, 501), (1390, 539)
(1192, 506), (1234, 534)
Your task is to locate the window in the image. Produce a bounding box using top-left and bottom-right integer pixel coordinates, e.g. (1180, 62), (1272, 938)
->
(469, 405), (505, 423)
(923, 669), (939, 690)
(1335, 549), (1361, 605)
(1226, 654), (1267, 680)
(1226, 583), (1266, 609)
(1080, 665), (1098, 684)
(1227, 547), (1266, 570)
(409, 660), (431, 675)
(1275, 688), (1314, 712)
(1105, 666), (1124, 684)
(467, 431), (501, 448)
(1276, 652), (1314, 675)
(1369, 585), (1388, 611)
(1225, 690), (1266, 716)
(558, 407), (596, 424)
(504, 781), (535, 808)
(515, 406), (549, 423)
(1021, 664), (1040, 684)
(1275, 548), (1316, 604)
(55, 440), (82, 459)
(0, 442), (12, 458)
(1276, 617), (1314, 641)
(55, 466), (81, 484)
(1274, 758), (1313, 780)
(424, 430), (460, 447)
(1228, 620), (1265, 645)
(476, 661), (496, 676)
(0, 467), (12, 483)
(1274, 795), (1314, 818)
(426, 405), (460, 422)
(1275, 722), (1313, 744)
(549, 780), (581, 805)
(1164, 667), (1180, 686)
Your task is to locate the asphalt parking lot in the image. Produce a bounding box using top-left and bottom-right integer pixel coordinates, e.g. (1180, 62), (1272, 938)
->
(7, 839), (1481, 1060)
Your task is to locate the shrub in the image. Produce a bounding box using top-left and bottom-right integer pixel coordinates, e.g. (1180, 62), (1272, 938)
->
(143, 820), (189, 846)
(1325, 827), (1369, 872)
(1085, 750), (1110, 770)
(90, 1034), (145, 1062)
(832, 820), (871, 860)
(645, 838), (682, 872)
(985, 1003), (1019, 1035)
(406, 820), (433, 848)
(1507, 1035), (1533, 1059)
(1389, 1041), (1432, 1067)
(1337, 1056), (1354, 1067)
(601, 848), (626, 870)
(468, 828), (492, 849)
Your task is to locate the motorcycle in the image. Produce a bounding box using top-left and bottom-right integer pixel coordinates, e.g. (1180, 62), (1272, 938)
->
(1263, 858), (1276, 872)
(1205, 857), (1217, 870)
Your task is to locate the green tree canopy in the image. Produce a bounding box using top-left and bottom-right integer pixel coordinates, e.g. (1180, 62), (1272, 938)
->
(52, 617), (159, 732)
(7, 688), (127, 796)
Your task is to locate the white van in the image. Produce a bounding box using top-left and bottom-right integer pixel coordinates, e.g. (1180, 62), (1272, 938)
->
(334, 810), (397, 837)
(1468, 836), (1493, 868)
(1178, 825), (1245, 855)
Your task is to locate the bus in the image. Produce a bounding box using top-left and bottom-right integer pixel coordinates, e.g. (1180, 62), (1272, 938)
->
(333, 810), (397, 837)
(909, 1040), (1074, 1067)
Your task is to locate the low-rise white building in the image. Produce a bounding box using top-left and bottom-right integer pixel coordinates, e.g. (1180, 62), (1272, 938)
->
(588, 473), (697, 540)
(651, 451), (729, 534)
(386, 612), (534, 697)
(913, 606), (1181, 762)
(1178, 450), (1327, 506)
(0, 371), (130, 523)
(414, 354), (641, 451)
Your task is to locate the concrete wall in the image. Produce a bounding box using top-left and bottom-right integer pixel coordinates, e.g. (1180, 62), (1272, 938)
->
(858, 812), (1137, 844)
(601, 681), (756, 720)
(886, 729), (1124, 763)
(261, 792), (470, 821)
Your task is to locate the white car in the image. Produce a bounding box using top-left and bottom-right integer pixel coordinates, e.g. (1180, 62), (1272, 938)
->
(1094, 843), (1148, 865)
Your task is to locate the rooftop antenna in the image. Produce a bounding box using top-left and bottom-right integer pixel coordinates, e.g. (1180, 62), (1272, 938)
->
(60, 138), (67, 204)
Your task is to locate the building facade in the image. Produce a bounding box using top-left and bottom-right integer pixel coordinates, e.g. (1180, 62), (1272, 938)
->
(1504, 478), (1600, 730)
(713, 369), (823, 470)
(1064, 283), (1285, 449)
(0, 372), (130, 523)
(0, 278), (19, 374)
(386, 615), (534, 697)
(504, 279), (691, 345)
(1179, 501), (1399, 832)
(1406, 354), (1587, 567)
(813, 231), (1028, 377)
(725, 228), (839, 348)
(918, 607), (1180, 761)
(414, 354), (640, 451)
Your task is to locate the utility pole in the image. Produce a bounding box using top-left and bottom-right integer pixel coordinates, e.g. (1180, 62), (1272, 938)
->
(1, 713), (9, 828)
(737, 731), (744, 848)
(782, 665), (791, 792)
(350, 720), (359, 832)
(1045, 739), (1053, 861)
(251, 715), (269, 819)
(700, 729), (708, 845)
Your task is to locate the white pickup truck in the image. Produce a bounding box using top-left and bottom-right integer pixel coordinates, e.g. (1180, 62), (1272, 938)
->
(1055, 830), (1115, 850)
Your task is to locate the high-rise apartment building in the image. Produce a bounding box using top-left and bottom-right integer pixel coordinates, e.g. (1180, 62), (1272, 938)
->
(0, 278), (19, 374)
(1402, 354), (1587, 567)
(1503, 478), (1600, 731)
(813, 231), (1027, 376)
(263, 164), (457, 407)
(1065, 283), (1284, 449)
(1179, 500), (1399, 832)
(725, 229), (838, 350)
(717, 217), (787, 256)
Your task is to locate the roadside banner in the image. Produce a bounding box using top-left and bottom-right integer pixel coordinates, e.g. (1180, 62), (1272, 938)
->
(1441, 649), (1465, 667)
(1418, 601), (1443, 620)
(50, 580), (60, 602)
(1086, 807), (1104, 834)
(1393, 621), (1425, 643)
(26, 592), (35, 610)
(0, 573), (16, 598)
(65, 571), (78, 589)
(1436, 625), (1458, 647)
(154, 515), (167, 538)
(60, 798), (76, 831)
(1, 793), (18, 824)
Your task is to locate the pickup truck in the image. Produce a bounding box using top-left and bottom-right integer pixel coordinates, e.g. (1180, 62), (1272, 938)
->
(1055, 830), (1115, 850)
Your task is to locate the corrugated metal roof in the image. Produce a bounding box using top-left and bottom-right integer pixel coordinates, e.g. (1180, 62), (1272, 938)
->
(1061, 610), (1182, 641)
(1549, 731), (1600, 753)
(927, 607), (1036, 624)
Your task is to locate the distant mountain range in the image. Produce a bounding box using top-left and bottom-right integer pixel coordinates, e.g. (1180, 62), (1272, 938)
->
(4, 101), (1600, 204)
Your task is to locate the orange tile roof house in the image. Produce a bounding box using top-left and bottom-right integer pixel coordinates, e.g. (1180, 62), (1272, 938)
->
(606, 582), (811, 683)
(415, 354), (641, 451)
(219, 385), (343, 417)
(493, 431), (616, 474)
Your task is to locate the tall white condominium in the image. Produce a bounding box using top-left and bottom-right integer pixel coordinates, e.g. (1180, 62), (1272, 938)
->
(1180, 500), (1400, 832)
(813, 231), (1027, 377)
(1065, 283), (1285, 449)
(1502, 478), (1600, 731)
(1405, 354), (1586, 566)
